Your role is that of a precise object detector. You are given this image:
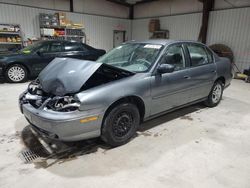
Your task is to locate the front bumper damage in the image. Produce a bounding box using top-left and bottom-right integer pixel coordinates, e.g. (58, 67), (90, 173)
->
(19, 91), (105, 142)
(18, 58), (133, 142)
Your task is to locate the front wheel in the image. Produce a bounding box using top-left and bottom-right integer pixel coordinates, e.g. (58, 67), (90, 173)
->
(204, 81), (224, 107)
(101, 103), (140, 147)
(5, 64), (28, 83)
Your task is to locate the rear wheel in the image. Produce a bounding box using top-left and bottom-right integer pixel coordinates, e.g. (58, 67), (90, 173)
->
(204, 81), (224, 107)
(101, 103), (140, 147)
(5, 64), (27, 83)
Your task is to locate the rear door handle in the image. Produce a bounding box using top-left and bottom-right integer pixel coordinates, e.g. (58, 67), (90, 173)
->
(184, 76), (191, 79)
(211, 70), (217, 73)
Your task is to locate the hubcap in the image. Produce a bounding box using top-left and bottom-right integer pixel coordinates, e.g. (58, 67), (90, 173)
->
(212, 83), (222, 103)
(112, 112), (133, 138)
(8, 66), (25, 82)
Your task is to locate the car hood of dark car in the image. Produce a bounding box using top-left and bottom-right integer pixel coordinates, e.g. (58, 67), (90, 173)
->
(38, 58), (103, 96)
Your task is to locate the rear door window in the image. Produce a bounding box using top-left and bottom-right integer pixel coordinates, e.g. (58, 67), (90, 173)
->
(37, 43), (50, 53)
(49, 42), (63, 52)
(64, 42), (84, 51)
(187, 44), (210, 67)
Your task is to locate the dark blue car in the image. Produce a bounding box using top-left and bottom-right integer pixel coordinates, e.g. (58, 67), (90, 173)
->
(0, 40), (106, 83)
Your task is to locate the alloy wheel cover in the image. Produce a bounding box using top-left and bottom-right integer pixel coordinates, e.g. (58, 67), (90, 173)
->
(8, 66), (25, 82)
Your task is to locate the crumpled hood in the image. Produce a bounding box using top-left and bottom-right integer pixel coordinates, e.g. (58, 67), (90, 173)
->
(38, 58), (102, 96)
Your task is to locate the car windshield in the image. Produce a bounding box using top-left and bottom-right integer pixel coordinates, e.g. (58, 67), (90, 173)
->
(97, 43), (163, 72)
(20, 41), (45, 54)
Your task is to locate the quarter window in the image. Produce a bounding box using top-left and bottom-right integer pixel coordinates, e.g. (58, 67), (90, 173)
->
(162, 45), (185, 71)
(187, 44), (209, 66)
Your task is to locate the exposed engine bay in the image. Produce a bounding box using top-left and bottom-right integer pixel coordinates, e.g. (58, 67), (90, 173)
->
(81, 63), (134, 90)
(20, 59), (134, 112)
(20, 80), (80, 112)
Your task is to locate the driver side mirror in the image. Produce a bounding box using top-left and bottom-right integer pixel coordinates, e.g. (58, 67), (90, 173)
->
(157, 64), (175, 74)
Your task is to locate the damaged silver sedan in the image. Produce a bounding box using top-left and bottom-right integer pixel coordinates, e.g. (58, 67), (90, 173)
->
(19, 40), (232, 146)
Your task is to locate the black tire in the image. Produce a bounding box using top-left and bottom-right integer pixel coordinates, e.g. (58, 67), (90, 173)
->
(204, 81), (224, 107)
(5, 64), (28, 83)
(101, 103), (140, 147)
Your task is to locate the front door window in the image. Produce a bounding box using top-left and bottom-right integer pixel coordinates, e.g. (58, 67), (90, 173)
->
(161, 45), (186, 71)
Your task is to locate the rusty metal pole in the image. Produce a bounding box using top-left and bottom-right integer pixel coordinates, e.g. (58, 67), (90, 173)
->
(70, 0), (74, 12)
(129, 5), (134, 19)
(198, 0), (214, 44)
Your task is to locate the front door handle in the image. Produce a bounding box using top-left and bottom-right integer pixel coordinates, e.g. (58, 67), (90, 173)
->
(184, 76), (191, 79)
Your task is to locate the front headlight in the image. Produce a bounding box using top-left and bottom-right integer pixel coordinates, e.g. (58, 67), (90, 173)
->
(45, 96), (80, 112)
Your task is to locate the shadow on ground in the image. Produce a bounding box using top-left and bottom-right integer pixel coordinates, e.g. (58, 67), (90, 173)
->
(21, 126), (109, 168)
(20, 103), (205, 168)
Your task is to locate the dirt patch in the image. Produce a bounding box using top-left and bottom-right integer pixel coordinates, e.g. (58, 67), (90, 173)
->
(138, 131), (152, 137)
(197, 118), (203, 122)
(19, 126), (105, 168)
(180, 115), (193, 121)
(0, 138), (5, 144)
(58, 155), (78, 165)
(102, 149), (108, 155)
(18, 168), (32, 174)
(154, 133), (159, 137)
(34, 160), (49, 169)
(153, 133), (163, 137)
(0, 132), (20, 144)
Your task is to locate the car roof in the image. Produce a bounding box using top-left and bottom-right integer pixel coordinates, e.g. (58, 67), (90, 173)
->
(41, 40), (81, 44)
(127, 39), (205, 46)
